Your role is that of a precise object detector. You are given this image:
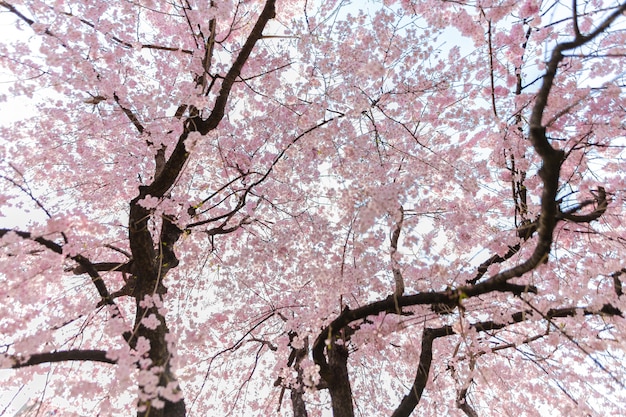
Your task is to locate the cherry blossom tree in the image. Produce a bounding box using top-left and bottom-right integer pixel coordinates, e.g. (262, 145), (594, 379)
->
(1, 0), (625, 416)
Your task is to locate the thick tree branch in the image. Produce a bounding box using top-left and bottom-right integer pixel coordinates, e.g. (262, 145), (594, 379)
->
(469, 187), (607, 285)
(158, 215), (183, 274)
(121, 8), (278, 416)
(391, 327), (450, 417)
(280, 333), (310, 417)
(205, 1), (275, 124)
(456, 385), (479, 417)
(325, 337), (354, 417)
(70, 261), (133, 275)
(5, 349), (115, 369)
(612, 268), (625, 297)
(391, 303), (623, 416)
(127, 198), (157, 284)
(312, 282), (538, 377)
(468, 5), (626, 294)
(290, 362), (310, 417)
(146, 0), (276, 200)
(199, 16), (217, 93)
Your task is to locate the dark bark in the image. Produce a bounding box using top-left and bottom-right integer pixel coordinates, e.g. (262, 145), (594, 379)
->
(127, 196), (184, 417)
(0, 229), (115, 306)
(325, 339), (354, 417)
(145, 0), (277, 200)
(291, 386), (309, 417)
(391, 328), (449, 417)
(290, 344), (310, 417)
(124, 2), (278, 415)
(8, 349), (115, 368)
(612, 268), (625, 297)
(390, 303), (624, 417)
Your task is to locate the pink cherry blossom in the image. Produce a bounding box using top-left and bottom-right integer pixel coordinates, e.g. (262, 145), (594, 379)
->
(1, 1), (625, 417)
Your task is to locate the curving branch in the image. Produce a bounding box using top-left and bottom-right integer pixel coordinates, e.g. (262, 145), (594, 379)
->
(391, 327), (450, 417)
(464, 4), (626, 295)
(0, 229), (63, 255)
(186, 114), (341, 233)
(0, 2), (192, 54)
(558, 187), (607, 223)
(145, 0), (277, 200)
(469, 186), (608, 285)
(0, 229), (113, 305)
(69, 14), (193, 54)
(4, 349), (115, 369)
(312, 282), (539, 376)
(466, 243), (521, 285)
(0, 2), (65, 46)
(390, 303), (623, 417)
(313, 7), (626, 399)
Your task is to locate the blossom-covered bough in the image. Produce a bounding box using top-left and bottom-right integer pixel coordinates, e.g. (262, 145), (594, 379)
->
(0, 1), (625, 416)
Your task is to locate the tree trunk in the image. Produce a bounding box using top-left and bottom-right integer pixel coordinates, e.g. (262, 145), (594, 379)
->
(326, 341), (354, 417)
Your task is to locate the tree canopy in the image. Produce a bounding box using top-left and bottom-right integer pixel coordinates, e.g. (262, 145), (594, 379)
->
(1, 0), (625, 416)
